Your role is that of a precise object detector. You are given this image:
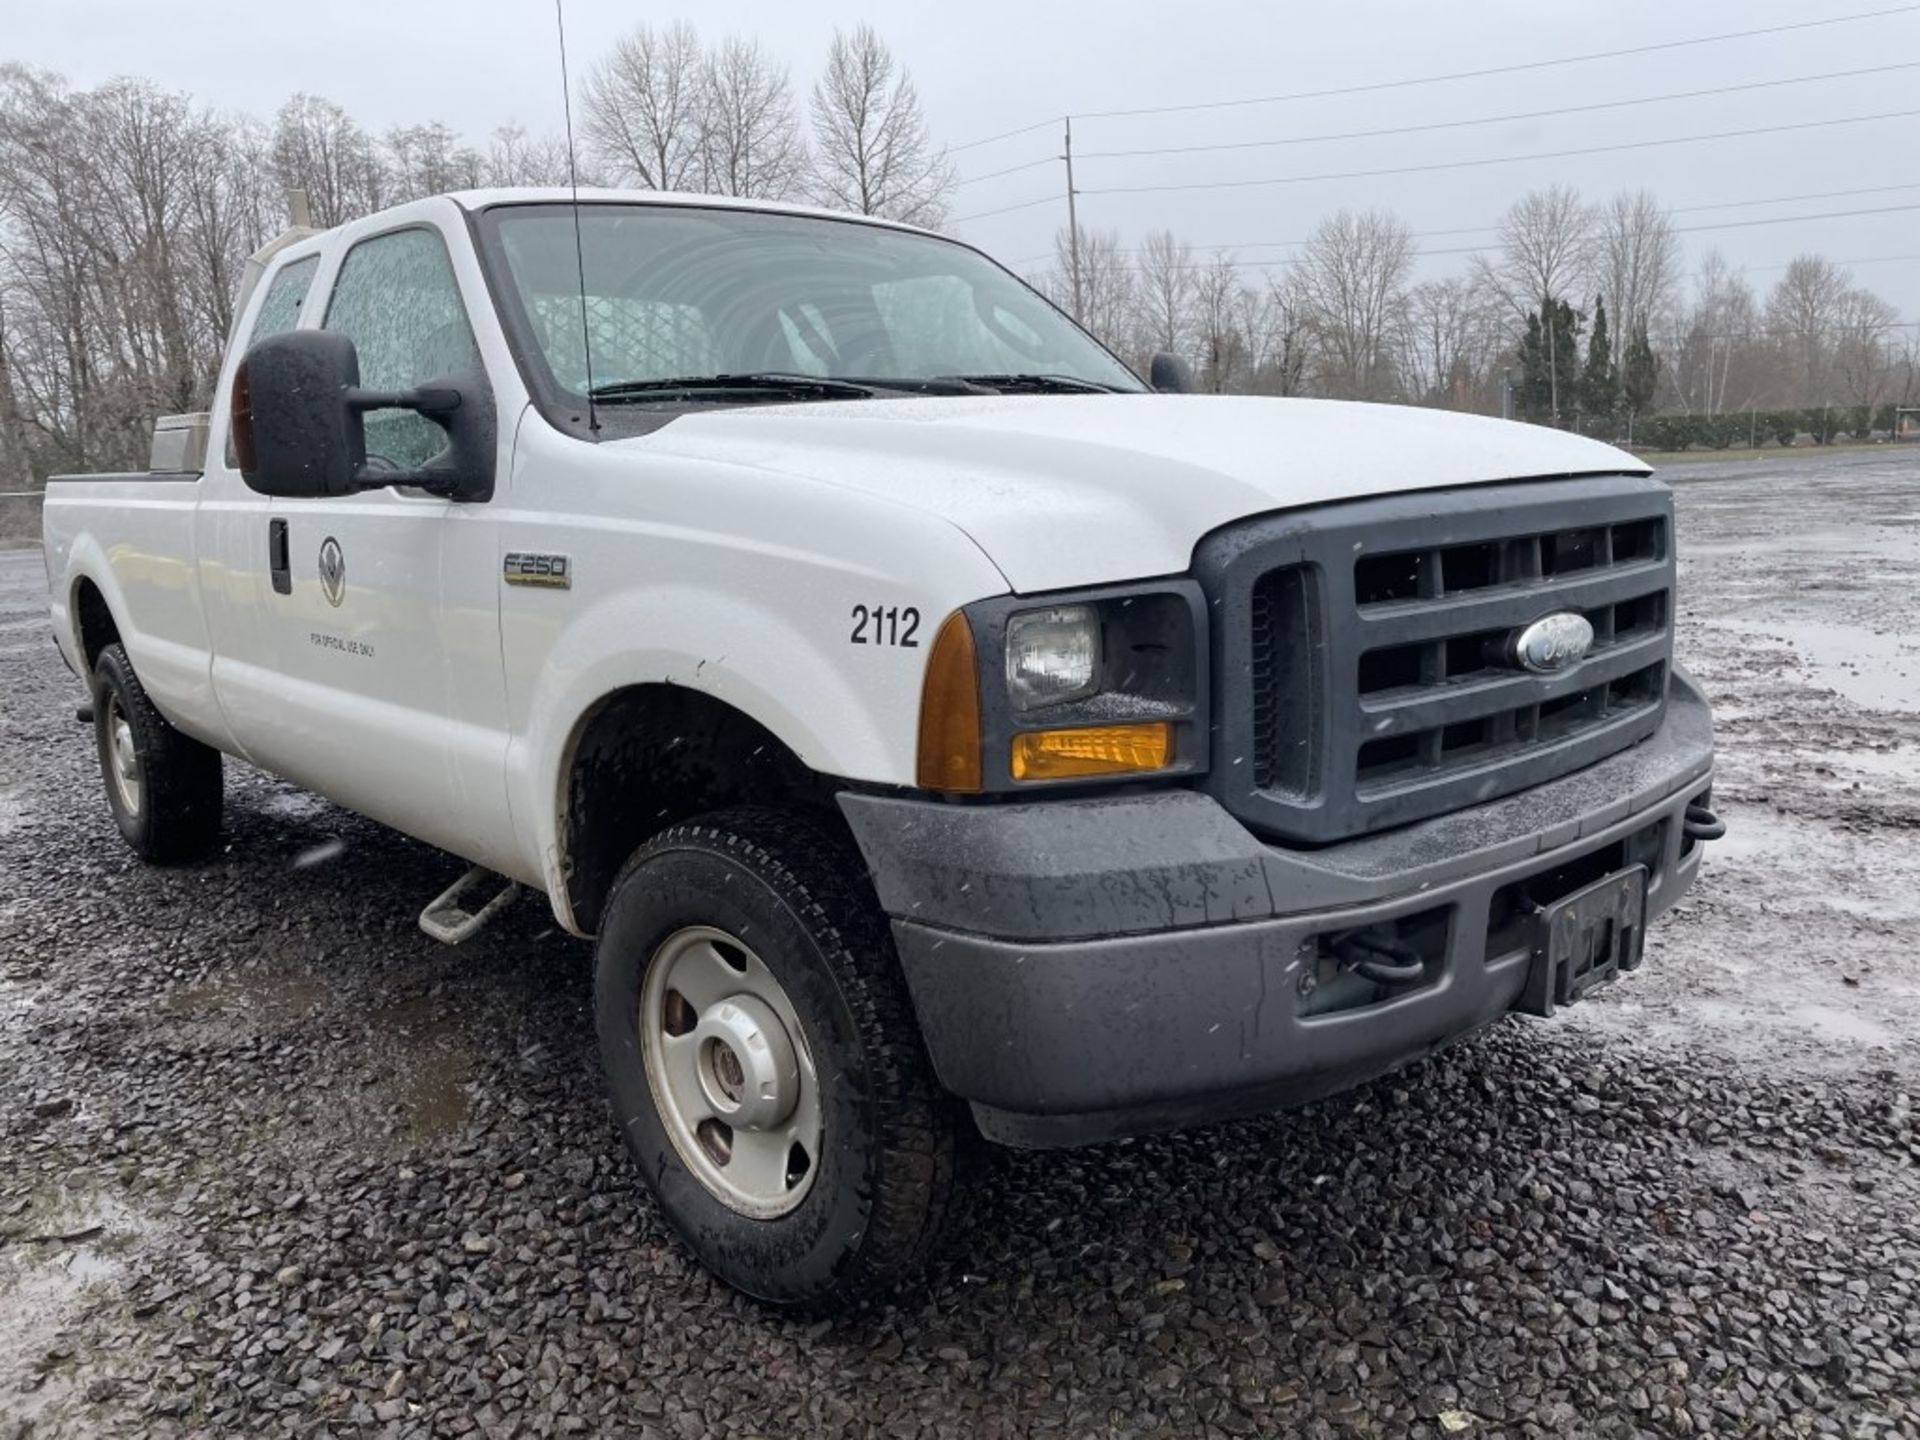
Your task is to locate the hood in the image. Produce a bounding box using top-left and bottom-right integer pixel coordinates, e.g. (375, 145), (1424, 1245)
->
(620, 394), (1649, 593)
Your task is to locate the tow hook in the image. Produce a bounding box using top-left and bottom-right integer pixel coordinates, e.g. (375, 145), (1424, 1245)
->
(1332, 932), (1426, 988)
(1683, 802), (1726, 843)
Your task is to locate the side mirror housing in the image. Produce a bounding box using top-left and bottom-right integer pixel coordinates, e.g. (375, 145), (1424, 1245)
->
(233, 329), (493, 502)
(1149, 352), (1194, 394)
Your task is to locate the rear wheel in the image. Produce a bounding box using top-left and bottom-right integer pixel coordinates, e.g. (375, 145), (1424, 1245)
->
(91, 642), (223, 863)
(594, 808), (958, 1308)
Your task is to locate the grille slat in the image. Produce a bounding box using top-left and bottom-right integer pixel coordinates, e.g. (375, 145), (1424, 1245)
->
(1198, 476), (1676, 844)
(1358, 630), (1669, 733)
(1352, 558), (1668, 646)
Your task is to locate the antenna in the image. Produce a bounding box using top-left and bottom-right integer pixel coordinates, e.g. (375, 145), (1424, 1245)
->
(554, 0), (599, 434)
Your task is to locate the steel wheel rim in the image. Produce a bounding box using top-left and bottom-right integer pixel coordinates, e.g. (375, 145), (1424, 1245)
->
(639, 925), (821, 1218)
(104, 694), (142, 816)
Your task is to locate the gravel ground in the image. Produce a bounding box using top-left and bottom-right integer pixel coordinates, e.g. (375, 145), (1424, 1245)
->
(3, 450), (1917, 1439)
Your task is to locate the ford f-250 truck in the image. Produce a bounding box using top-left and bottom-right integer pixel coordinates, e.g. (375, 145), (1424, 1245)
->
(42, 188), (1720, 1307)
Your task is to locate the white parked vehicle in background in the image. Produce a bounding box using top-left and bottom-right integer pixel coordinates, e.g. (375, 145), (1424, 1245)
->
(41, 189), (1720, 1306)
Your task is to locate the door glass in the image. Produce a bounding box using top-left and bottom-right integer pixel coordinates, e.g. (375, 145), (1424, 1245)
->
(225, 255), (320, 467)
(324, 228), (480, 470)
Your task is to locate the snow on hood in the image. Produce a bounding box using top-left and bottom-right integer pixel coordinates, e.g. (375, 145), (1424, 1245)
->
(621, 394), (1650, 593)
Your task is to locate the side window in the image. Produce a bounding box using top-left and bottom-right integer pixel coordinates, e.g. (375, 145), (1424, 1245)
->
(224, 255), (318, 467)
(324, 228), (480, 470)
(252, 255), (319, 343)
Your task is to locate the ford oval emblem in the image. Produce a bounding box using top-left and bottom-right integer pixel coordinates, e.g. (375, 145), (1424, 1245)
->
(1511, 612), (1593, 673)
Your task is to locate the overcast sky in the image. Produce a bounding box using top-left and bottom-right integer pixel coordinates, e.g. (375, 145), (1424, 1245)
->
(12, 0), (1920, 319)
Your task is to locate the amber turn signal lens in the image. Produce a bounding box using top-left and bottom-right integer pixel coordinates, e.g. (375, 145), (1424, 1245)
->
(1010, 722), (1174, 781)
(916, 611), (984, 793)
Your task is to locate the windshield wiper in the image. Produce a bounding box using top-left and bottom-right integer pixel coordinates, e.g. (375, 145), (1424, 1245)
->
(588, 372), (892, 403)
(937, 373), (1127, 394)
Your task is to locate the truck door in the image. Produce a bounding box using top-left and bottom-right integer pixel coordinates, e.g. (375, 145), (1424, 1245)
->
(243, 221), (517, 872)
(197, 250), (320, 761)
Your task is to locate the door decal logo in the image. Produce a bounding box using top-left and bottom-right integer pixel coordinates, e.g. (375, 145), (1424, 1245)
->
(318, 537), (346, 608)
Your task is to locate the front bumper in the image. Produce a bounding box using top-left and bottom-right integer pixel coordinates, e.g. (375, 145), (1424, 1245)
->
(840, 672), (1715, 1148)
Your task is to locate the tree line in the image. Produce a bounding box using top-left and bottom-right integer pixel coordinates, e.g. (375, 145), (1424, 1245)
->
(3, 22), (1915, 491)
(1034, 184), (1916, 447)
(0, 23), (948, 484)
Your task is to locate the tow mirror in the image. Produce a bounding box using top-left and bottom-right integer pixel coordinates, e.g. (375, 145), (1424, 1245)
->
(1149, 352), (1193, 394)
(233, 329), (494, 502)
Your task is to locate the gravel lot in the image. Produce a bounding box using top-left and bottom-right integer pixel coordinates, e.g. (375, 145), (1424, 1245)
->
(3, 450), (1917, 1439)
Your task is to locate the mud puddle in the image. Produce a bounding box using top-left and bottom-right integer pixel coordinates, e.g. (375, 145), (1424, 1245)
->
(0, 1189), (167, 1433)
(1710, 618), (1920, 713)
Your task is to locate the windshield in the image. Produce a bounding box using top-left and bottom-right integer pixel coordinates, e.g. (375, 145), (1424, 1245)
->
(477, 202), (1142, 413)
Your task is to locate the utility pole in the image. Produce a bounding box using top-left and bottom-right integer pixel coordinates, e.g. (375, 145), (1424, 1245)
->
(1546, 297), (1559, 428)
(1062, 116), (1083, 323)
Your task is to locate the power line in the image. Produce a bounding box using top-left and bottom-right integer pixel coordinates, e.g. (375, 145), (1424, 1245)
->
(1004, 183), (1920, 267)
(959, 110), (1920, 222)
(955, 154), (1057, 188)
(1067, 64), (1919, 166)
(1077, 109), (1920, 202)
(949, 117), (1058, 157)
(945, 4), (1920, 151)
(1414, 202), (1920, 259)
(1011, 203), (1920, 277)
(953, 64), (1919, 192)
(1752, 252), (1920, 271)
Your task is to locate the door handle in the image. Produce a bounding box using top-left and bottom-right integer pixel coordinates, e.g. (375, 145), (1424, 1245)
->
(269, 518), (291, 595)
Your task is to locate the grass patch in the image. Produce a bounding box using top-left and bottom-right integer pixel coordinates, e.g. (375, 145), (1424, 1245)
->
(1631, 440), (1907, 468)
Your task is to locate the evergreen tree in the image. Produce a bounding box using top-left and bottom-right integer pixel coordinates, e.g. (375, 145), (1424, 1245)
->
(1517, 297), (1584, 427)
(1622, 324), (1659, 428)
(1518, 311), (1550, 423)
(1580, 297), (1619, 436)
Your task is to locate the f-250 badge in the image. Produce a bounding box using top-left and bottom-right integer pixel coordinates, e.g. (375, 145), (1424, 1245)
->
(504, 552), (571, 589)
(318, 537), (346, 607)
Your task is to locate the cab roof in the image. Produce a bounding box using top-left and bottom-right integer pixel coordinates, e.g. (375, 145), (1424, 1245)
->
(443, 187), (941, 240)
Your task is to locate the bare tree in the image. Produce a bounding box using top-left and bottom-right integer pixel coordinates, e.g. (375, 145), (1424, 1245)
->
(1189, 253), (1248, 393)
(700, 36), (807, 200)
(580, 21), (707, 191)
(1043, 225), (1133, 357)
(1767, 254), (1851, 406)
(484, 124), (578, 188)
(1400, 276), (1502, 411)
(1250, 276), (1312, 397)
(0, 288), (32, 489)
(1474, 184), (1593, 320)
(1664, 250), (1764, 416)
(808, 25), (954, 225)
(1132, 230), (1193, 361)
(1832, 285), (1899, 415)
(1291, 208), (1413, 401)
(385, 121), (485, 202)
(1592, 189), (1678, 346)
(271, 94), (384, 227)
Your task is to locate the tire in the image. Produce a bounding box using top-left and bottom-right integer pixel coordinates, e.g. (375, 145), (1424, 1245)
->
(91, 642), (223, 863)
(594, 807), (958, 1308)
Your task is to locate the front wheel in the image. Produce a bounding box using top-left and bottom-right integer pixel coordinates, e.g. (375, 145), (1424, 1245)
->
(594, 808), (959, 1308)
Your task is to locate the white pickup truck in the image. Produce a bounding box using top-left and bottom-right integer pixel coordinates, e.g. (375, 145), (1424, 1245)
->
(42, 188), (1720, 1306)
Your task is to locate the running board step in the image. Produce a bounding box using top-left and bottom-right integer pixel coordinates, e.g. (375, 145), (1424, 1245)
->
(419, 866), (521, 945)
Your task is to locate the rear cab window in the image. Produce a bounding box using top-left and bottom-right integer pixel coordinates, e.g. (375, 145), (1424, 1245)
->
(224, 254), (319, 467)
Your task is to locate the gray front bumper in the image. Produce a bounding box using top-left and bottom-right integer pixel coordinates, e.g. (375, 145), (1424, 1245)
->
(840, 672), (1715, 1148)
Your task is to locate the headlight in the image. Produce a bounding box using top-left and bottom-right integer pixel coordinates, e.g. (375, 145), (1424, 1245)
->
(915, 581), (1211, 793)
(1005, 604), (1101, 711)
